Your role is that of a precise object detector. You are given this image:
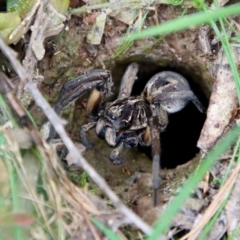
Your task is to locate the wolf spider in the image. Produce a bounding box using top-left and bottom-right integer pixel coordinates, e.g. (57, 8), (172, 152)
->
(48, 63), (204, 205)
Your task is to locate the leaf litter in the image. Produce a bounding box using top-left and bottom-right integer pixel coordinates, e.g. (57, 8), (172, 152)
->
(1, 0), (240, 239)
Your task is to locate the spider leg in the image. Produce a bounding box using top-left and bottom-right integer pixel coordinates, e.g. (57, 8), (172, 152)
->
(122, 131), (139, 148)
(152, 90), (194, 113)
(150, 104), (168, 206)
(80, 122), (97, 148)
(191, 94), (205, 113)
(48, 69), (113, 140)
(106, 63), (139, 164)
(138, 126), (151, 147)
(118, 62), (139, 99)
(153, 91), (205, 113)
(142, 71), (205, 205)
(109, 131), (140, 164)
(110, 141), (124, 164)
(54, 69), (112, 115)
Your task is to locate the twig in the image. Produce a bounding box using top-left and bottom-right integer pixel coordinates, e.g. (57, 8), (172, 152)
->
(9, 0), (41, 41)
(0, 37), (152, 235)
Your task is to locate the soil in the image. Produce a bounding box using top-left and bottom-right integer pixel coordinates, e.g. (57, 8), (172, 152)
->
(32, 3), (217, 227)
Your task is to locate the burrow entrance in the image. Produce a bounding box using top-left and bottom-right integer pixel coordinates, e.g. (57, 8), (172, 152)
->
(111, 61), (208, 169)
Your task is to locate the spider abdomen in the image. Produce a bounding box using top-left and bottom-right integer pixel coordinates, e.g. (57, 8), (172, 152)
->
(144, 71), (194, 113)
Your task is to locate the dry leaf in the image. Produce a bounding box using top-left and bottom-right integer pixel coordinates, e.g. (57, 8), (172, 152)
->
(87, 11), (107, 45)
(197, 47), (239, 151)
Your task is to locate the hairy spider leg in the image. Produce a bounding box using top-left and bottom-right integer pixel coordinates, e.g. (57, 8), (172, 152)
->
(149, 107), (162, 207)
(144, 71), (204, 205)
(149, 104), (168, 206)
(109, 130), (141, 164)
(107, 63), (140, 164)
(191, 94), (205, 113)
(84, 64), (139, 152)
(118, 62), (139, 99)
(48, 69), (113, 141)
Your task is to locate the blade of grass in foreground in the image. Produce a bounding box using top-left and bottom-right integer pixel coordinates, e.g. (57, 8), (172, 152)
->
(218, 18), (240, 103)
(147, 125), (240, 239)
(191, 0), (240, 106)
(4, 153), (24, 240)
(0, 93), (17, 126)
(91, 217), (122, 240)
(129, 3), (240, 41)
(199, 198), (228, 240)
(200, 136), (240, 239)
(199, 138), (240, 238)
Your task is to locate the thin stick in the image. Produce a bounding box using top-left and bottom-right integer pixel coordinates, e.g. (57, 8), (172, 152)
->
(0, 37), (152, 235)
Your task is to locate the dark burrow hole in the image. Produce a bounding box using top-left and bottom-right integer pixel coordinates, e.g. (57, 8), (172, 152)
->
(112, 61), (208, 169)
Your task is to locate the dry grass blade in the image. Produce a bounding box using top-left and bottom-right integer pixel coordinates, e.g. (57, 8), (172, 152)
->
(180, 164), (240, 240)
(225, 167), (240, 236)
(0, 37), (152, 235)
(0, 154), (9, 197)
(1, 126), (54, 239)
(0, 125), (104, 239)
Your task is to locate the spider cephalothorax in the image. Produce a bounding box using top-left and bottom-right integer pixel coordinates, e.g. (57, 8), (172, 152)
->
(97, 97), (152, 144)
(48, 63), (204, 205)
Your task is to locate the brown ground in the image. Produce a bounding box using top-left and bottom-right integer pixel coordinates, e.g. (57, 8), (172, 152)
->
(13, 2), (236, 238)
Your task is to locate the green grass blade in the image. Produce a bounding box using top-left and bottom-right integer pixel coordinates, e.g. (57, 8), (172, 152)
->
(129, 4), (240, 41)
(200, 137), (240, 238)
(231, 37), (240, 43)
(147, 125), (240, 239)
(91, 217), (122, 240)
(218, 18), (240, 103)
(0, 93), (17, 126)
(168, 0), (184, 6)
(221, 137), (240, 185)
(113, 10), (149, 58)
(5, 154), (24, 240)
(199, 193), (229, 239)
(228, 226), (240, 240)
(207, 12), (240, 104)
(23, 107), (38, 128)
